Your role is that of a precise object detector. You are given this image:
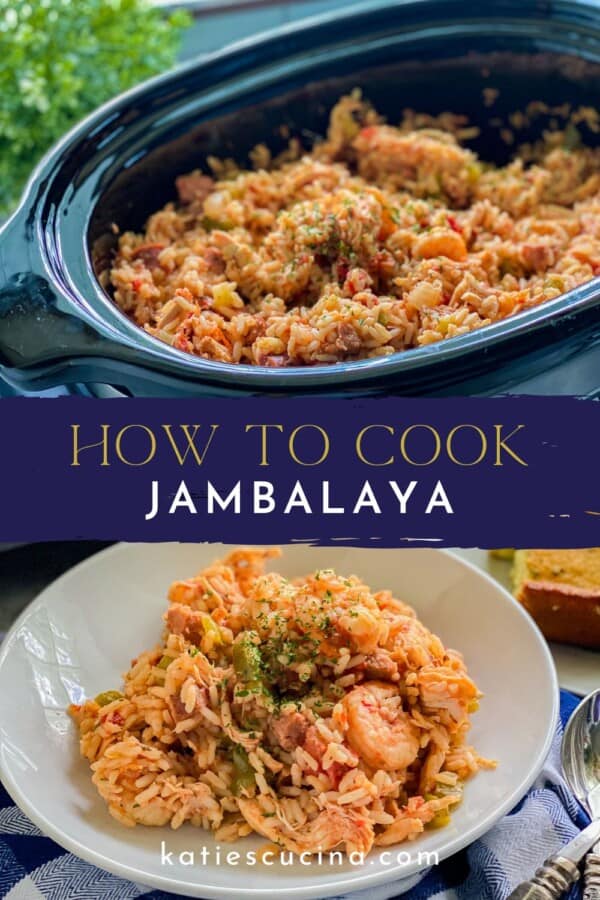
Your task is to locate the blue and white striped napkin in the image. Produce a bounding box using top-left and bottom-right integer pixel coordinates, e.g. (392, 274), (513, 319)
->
(0, 691), (588, 900)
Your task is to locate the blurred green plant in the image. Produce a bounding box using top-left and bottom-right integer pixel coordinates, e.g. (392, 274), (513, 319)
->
(0, 0), (191, 213)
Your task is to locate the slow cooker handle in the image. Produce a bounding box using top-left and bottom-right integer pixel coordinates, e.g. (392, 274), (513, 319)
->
(0, 208), (138, 382)
(0, 270), (113, 367)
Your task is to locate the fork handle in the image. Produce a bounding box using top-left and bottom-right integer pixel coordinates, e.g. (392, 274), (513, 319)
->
(507, 856), (580, 899)
(583, 852), (600, 900)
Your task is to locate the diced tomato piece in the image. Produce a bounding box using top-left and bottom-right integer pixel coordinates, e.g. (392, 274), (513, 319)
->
(325, 761), (349, 790)
(447, 215), (462, 234)
(359, 126), (378, 139)
(108, 711), (124, 726)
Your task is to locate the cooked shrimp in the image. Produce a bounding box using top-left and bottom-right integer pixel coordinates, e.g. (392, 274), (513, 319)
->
(238, 798), (374, 855)
(413, 227), (468, 261)
(342, 681), (420, 771)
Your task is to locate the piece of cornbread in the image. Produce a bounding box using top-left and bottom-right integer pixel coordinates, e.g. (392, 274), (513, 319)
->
(512, 549), (600, 649)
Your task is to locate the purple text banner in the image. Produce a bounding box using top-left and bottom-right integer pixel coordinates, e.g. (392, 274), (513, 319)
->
(1, 396), (599, 547)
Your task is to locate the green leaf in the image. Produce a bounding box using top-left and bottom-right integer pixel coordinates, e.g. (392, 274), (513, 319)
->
(0, 0), (192, 213)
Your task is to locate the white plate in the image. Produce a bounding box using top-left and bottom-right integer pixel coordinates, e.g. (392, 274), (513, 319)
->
(456, 549), (600, 697)
(0, 544), (558, 899)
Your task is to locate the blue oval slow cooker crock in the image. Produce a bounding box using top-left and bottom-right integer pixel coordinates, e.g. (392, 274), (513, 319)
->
(1, 0), (600, 397)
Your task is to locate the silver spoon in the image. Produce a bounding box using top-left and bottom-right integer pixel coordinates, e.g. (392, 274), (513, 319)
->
(507, 689), (600, 900)
(562, 688), (600, 900)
